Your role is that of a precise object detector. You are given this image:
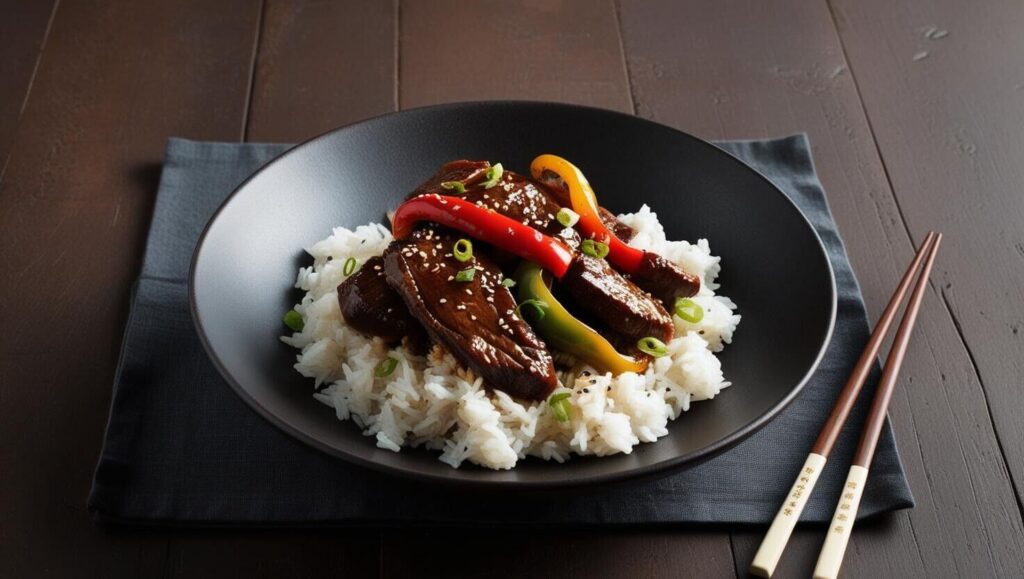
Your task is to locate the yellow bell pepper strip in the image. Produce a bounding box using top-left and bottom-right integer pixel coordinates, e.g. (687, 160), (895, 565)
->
(391, 194), (574, 279)
(529, 154), (701, 301)
(530, 154), (645, 273)
(515, 261), (648, 375)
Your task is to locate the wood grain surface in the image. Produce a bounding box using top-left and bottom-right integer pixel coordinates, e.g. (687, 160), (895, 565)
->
(618, 1), (1024, 576)
(0, 0), (56, 170)
(831, 0), (1024, 511)
(1, 0), (1022, 577)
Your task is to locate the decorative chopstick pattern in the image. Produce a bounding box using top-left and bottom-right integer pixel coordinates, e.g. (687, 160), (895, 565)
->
(750, 232), (941, 578)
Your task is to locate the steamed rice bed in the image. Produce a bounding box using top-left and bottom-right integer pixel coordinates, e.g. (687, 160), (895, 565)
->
(281, 205), (740, 470)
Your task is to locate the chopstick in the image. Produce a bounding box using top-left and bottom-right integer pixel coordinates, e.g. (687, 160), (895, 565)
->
(750, 231), (940, 578)
(813, 232), (941, 579)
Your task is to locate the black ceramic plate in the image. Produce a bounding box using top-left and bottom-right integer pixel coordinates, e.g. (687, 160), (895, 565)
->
(190, 101), (835, 489)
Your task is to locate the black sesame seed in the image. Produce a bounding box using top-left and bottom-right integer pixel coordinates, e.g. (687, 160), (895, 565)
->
(583, 388), (589, 394)
(699, 330), (705, 335)
(581, 371), (591, 377)
(590, 379), (597, 385)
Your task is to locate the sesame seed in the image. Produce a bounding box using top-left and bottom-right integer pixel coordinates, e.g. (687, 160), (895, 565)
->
(439, 298), (447, 304)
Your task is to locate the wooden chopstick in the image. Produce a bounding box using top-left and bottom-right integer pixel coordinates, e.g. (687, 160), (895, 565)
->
(813, 232), (941, 579)
(750, 231), (940, 578)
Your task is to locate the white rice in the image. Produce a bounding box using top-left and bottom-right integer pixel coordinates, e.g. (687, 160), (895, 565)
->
(281, 205), (740, 469)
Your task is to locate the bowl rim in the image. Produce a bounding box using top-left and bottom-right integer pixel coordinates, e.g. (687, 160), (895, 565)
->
(189, 100), (838, 489)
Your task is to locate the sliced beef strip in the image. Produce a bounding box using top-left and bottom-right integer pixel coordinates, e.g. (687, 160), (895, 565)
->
(411, 160), (633, 243)
(598, 206), (636, 243)
(560, 253), (674, 343)
(337, 255), (428, 352)
(407, 159), (492, 198)
(629, 251), (701, 304)
(461, 172), (566, 237)
(383, 227), (557, 401)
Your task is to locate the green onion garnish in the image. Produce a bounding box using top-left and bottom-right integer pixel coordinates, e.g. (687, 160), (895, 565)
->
(343, 257), (357, 276)
(637, 336), (668, 358)
(674, 298), (704, 324)
(283, 310), (304, 332)
(516, 298), (548, 320)
(556, 207), (580, 228)
(375, 357), (399, 378)
(500, 278), (516, 289)
(581, 239), (610, 259)
(548, 392), (572, 422)
(480, 163), (504, 189)
(453, 238), (473, 262)
(441, 181), (466, 194)
(455, 268), (476, 283)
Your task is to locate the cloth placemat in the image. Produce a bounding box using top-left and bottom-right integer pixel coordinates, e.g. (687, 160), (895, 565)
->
(88, 135), (913, 526)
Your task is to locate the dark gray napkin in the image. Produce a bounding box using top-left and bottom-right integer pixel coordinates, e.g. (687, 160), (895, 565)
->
(89, 135), (913, 526)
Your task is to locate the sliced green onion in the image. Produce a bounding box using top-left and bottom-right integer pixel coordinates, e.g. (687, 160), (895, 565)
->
(455, 268), (476, 283)
(343, 257), (357, 276)
(548, 392), (572, 422)
(516, 298), (548, 320)
(375, 357), (399, 378)
(440, 181), (466, 194)
(674, 298), (704, 324)
(500, 278), (516, 289)
(581, 239), (610, 259)
(283, 310), (304, 332)
(556, 207), (580, 228)
(637, 336), (668, 358)
(480, 163), (504, 189)
(453, 238), (473, 262)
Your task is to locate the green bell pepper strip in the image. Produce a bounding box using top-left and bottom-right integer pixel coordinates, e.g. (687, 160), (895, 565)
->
(515, 261), (648, 376)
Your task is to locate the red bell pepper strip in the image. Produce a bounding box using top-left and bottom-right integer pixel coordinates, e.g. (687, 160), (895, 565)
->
(529, 154), (645, 274)
(391, 194), (574, 279)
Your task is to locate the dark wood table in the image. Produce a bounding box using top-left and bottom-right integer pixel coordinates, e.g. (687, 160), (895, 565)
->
(3, 1), (1022, 577)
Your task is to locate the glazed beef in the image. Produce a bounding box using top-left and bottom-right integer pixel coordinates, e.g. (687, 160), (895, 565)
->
(408, 159), (491, 198)
(461, 172), (566, 237)
(560, 254), (674, 343)
(411, 160), (633, 244)
(598, 207), (636, 243)
(383, 228), (557, 401)
(337, 255), (427, 350)
(629, 252), (701, 304)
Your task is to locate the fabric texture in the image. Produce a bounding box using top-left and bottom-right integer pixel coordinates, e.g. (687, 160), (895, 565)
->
(88, 135), (914, 526)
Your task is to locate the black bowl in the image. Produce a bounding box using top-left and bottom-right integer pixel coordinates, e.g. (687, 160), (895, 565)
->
(190, 101), (835, 489)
